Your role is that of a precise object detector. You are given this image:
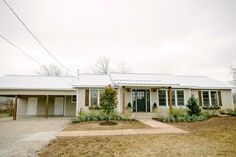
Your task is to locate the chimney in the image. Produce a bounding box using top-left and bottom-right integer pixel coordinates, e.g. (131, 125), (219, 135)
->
(77, 69), (80, 79)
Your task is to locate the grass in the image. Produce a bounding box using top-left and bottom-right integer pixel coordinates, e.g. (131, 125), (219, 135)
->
(64, 120), (150, 131)
(39, 116), (236, 157)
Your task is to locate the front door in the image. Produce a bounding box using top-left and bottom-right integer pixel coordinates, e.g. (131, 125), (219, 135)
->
(136, 90), (146, 112)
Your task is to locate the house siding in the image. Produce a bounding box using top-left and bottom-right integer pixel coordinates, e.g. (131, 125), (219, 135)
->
(221, 89), (234, 109)
(65, 95), (76, 116)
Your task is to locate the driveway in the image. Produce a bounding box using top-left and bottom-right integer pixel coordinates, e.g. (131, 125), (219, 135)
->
(0, 116), (70, 157)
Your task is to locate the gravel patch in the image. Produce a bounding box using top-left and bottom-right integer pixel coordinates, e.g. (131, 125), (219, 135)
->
(0, 116), (71, 157)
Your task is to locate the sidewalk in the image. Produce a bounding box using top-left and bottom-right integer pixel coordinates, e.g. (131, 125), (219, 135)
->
(57, 119), (187, 137)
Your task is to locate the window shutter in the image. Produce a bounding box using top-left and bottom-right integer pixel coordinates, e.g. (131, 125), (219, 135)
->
(218, 91), (222, 106)
(85, 90), (89, 106)
(198, 91), (202, 106)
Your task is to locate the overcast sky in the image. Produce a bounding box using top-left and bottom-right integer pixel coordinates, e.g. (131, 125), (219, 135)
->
(0, 0), (236, 82)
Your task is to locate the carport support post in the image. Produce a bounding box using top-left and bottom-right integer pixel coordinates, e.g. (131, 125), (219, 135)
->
(13, 95), (18, 120)
(168, 87), (173, 115)
(45, 95), (49, 118)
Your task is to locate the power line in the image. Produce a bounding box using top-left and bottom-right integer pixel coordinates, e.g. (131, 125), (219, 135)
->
(0, 33), (41, 65)
(3, 0), (71, 72)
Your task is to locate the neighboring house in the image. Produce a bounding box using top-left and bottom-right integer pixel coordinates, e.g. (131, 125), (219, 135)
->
(0, 73), (234, 117)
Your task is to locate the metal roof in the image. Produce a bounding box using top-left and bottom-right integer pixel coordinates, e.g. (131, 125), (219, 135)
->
(0, 73), (233, 90)
(72, 74), (113, 88)
(0, 75), (76, 90)
(110, 73), (233, 89)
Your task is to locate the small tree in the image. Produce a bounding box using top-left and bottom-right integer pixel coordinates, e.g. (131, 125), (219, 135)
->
(186, 95), (201, 116)
(100, 85), (117, 121)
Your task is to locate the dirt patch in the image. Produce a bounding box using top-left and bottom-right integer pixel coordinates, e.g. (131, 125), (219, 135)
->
(39, 117), (236, 157)
(64, 120), (151, 131)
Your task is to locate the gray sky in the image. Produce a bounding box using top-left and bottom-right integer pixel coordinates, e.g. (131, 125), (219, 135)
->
(0, 0), (236, 82)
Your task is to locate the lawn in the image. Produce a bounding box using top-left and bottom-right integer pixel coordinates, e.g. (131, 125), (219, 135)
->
(64, 120), (151, 131)
(39, 116), (236, 157)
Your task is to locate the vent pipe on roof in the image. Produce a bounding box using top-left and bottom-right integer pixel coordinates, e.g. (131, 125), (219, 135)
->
(77, 69), (80, 79)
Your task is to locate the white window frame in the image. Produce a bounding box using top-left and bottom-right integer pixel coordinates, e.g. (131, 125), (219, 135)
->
(201, 90), (219, 106)
(176, 90), (185, 106)
(89, 89), (104, 106)
(157, 89), (168, 107)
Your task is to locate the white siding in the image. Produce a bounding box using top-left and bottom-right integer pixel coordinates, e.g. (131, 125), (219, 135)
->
(221, 90), (234, 109)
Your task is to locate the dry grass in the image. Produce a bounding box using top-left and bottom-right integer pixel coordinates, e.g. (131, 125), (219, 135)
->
(64, 120), (151, 131)
(39, 117), (236, 157)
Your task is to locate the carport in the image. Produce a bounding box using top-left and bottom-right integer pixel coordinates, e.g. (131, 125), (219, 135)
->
(0, 75), (77, 120)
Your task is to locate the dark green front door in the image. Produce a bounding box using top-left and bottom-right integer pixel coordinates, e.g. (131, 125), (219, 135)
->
(137, 90), (146, 112)
(132, 90), (150, 112)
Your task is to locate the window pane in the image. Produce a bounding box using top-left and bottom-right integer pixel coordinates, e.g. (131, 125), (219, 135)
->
(158, 90), (166, 106)
(91, 90), (98, 106)
(211, 91), (218, 106)
(203, 91), (210, 106)
(177, 90), (184, 106)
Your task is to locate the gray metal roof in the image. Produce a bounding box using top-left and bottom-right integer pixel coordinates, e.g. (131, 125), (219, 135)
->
(110, 73), (233, 89)
(72, 74), (113, 88)
(0, 73), (233, 90)
(0, 75), (76, 90)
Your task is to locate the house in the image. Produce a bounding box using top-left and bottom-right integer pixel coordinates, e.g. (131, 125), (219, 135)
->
(0, 73), (234, 117)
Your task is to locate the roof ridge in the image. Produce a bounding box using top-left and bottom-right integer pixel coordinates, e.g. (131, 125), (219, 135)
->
(175, 75), (207, 78)
(110, 72), (172, 75)
(5, 74), (76, 78)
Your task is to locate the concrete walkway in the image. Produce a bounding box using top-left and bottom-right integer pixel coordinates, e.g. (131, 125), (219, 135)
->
(57, 119), (187, 137)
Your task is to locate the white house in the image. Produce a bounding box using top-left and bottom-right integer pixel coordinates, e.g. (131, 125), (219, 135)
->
(0, 73), (234, 117)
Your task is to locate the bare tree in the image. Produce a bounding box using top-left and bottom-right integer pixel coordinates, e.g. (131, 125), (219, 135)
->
(92, 57), (110, 74)
(36, 64), (68, 76)
(116, 62), (132, 73)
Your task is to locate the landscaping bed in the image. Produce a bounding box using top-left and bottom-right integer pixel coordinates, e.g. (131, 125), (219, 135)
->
(64, 120), (150, 131)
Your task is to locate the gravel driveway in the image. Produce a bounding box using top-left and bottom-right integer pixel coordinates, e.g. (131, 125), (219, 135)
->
(0, 116), (71, 157)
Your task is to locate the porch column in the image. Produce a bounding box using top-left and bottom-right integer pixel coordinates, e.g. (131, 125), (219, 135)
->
(168, 87), (173, 115)
(76, 88), (79, 116)
(45, 95), (49, 118)
(13, 95), (18, 120)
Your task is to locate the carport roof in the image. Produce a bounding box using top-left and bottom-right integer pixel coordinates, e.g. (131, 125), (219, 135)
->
(0, 75), (76, 90)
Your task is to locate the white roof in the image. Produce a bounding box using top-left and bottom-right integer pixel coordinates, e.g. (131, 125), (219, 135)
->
(72, 74), (113, 88)
(0, 73), (233, 91)
(0, 75), (76, 90)
(110, 73), (233, 89)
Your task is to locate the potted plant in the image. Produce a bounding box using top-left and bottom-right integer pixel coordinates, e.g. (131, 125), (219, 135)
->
(126, 102), (132, 112)
(152, 102), (158, 112)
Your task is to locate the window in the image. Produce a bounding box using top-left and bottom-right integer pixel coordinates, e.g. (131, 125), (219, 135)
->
(202, 91), (210, 106)
(85, 90), (89, 106)
(71, 95), (76, 103)
(158, 90), (167, 106)
(177, 90), (184, 106)
(211, 91), (218, 106)
(91, 90), (98, 106)
(202, 91), (219, 107)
